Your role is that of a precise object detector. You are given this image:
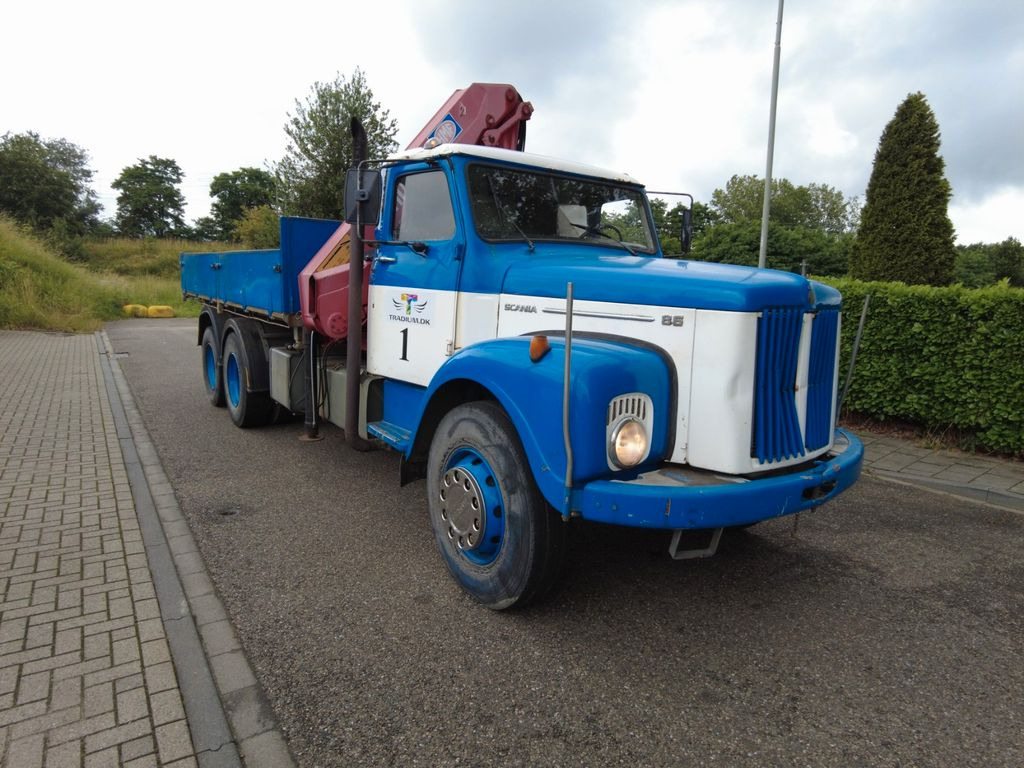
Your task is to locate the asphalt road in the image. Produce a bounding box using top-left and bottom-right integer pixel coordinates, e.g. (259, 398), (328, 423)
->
(107, 318), (1024, 768)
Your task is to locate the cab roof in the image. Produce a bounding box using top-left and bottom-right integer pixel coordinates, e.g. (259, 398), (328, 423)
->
(387, 144), (643, 187)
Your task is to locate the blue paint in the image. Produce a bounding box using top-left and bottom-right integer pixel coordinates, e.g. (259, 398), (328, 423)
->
(367, 379), (426, 451)
(180, 216), (340, 316)
(204, 344), (217, 392)
(371, 163), (465, 293)
(374, 153), (815, 312)
(810, 279), (841, 309)
(580, 429), (864, 529)
(805, 309), (840, 451)
(369, 151), (822, 314)
(226, 352), (241, 408)
(382, 379), (427, 428)
(753, 308), (806, 463)
(427, 113), (463, 144)
(410, 337), (672, 511)
(444, 446), (506, 566)
(499, 256), (814, 313)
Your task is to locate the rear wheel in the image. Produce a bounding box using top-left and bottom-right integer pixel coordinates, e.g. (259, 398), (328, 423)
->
(200, 327), (225, 407)
(222, 332), (272, 428)
(427, 401), (566, 610)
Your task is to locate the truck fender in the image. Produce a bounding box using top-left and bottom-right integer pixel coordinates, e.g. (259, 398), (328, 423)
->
(408, 336), (674, 511)
(221, 318), (271, 394)
(198, 305), (224, 348)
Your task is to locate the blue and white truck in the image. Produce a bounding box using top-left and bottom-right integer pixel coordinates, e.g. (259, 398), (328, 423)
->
(181, 83), (863, 609)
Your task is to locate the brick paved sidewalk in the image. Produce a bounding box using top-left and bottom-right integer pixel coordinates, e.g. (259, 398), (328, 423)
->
(856, 430), (1024, 511)
(0, 332), (197, 767)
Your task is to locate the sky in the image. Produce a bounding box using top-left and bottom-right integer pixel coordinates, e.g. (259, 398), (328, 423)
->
(3, 0), (1021, 244)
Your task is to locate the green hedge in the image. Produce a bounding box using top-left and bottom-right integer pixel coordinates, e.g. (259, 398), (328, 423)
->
(819, 277), (1024, 456)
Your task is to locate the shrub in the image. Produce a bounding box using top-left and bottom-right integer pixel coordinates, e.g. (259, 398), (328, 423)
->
(822, 277), (1024, 455)
(234, 206), (280, 249)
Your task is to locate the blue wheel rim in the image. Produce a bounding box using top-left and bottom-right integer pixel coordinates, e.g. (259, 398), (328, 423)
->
(226, 353), (241, 408)
(204, 344), (217, 391)
(442, 447), (506, 566)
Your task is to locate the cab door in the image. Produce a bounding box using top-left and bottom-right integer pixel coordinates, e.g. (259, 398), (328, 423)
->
(367, 165), (464, 387)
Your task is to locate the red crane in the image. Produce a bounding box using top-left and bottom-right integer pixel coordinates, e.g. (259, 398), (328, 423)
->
(297, 84), (534, 339)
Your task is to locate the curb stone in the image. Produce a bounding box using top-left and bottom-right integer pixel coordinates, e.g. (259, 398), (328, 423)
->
(854, 429), (1024, 515)
(864, 468), (1024, 514)
(98, 331), (297, 768)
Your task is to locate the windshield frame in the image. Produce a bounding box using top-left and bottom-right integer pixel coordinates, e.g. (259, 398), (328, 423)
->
(464, 161), (659, 255)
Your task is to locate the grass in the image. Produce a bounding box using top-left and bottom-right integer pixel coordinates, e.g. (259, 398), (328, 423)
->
(0, 217), (230, 332)
(78, 237), (235, 279)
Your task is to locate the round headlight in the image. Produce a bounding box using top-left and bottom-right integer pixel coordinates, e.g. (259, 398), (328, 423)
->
(611, 418), (648, 468)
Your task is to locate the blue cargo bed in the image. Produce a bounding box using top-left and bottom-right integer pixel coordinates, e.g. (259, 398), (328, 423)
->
(180, 216), (340, 321)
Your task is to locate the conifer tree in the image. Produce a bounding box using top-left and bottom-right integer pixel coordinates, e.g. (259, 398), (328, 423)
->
(851, 92), (955, 284)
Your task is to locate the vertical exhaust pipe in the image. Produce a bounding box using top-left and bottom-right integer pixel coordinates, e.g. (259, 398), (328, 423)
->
(346, 117), (371, 451)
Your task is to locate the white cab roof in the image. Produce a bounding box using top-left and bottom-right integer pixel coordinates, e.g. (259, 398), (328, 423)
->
(388, 144), (642, 186)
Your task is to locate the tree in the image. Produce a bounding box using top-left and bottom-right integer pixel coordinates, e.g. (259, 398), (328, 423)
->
(953, 245), (996, 288)
(989, 237), (1024, 286)
(691, 219), (852, 276)
(209, 167), (276, 240)
(694, 174), (856, 273)
(0, 132), (100, 232)
(851, 92), (955, 285)
(190, 216), (222, 242)
(112, 156), (186, 238)
(275, 68), (398, 220)
(234, 206), (280, 249)
(648, 199), (715, 255)
(710, 174), (855, 233)
(955, 237), (1024, 287)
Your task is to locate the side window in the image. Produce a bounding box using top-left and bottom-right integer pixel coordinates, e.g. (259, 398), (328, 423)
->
(392, 170), (456, 241)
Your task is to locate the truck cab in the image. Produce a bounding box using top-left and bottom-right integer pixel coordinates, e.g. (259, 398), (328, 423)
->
(183, 108), (863, 611)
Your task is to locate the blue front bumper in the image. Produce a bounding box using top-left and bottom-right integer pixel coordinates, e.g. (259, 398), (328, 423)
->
(578, 429), (863, 529)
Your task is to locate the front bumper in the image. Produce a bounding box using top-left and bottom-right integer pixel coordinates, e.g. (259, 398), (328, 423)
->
(578, 429), (863, 529)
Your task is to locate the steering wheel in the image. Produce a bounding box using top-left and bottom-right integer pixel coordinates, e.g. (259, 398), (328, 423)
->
(571, 222), (624, 241)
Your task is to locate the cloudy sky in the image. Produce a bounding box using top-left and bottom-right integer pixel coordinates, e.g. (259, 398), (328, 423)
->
(4, 0), (1021, 243)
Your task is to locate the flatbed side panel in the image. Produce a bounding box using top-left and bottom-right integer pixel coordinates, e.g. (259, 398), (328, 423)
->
(180, 216), (341, 316)
(280, 217), (343, 312)
(179, 251), (222, 303)
(217, 248), (283, 314)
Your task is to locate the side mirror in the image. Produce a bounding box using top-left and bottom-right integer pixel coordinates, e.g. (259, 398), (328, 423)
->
(345, 169), (383, 226)
(680, 207), (693, 254)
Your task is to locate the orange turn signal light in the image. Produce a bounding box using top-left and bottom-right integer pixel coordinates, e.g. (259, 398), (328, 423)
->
(529, 335), (550, 362)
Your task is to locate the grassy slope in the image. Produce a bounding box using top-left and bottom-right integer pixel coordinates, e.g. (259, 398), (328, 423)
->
(79, 237), (235, 278)
(0, 218), (231, 332)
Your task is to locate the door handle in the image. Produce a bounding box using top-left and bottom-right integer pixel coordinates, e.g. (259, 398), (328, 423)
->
(374, 255), (397, 265)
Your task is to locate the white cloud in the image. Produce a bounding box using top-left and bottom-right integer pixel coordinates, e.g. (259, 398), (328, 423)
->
(3, 0), (1021, 243)
(796, 105), (859, 159)
(950, 187), (1024, 245)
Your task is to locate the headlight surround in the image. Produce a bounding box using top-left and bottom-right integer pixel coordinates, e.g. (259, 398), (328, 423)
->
(610, 417), (648, 468)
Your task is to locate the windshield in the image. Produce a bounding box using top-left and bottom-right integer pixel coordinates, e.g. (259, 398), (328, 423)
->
(467, 164), (656, 253)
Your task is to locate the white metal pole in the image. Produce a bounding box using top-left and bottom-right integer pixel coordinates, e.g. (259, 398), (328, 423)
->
(759, 0), (784, 269)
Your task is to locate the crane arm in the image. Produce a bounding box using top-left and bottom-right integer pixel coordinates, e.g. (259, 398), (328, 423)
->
(299, 83), (533, 338)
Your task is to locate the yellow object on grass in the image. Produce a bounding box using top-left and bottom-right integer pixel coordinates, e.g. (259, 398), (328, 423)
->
(146, 305), (175, 318)
(122, 304), (148, 317)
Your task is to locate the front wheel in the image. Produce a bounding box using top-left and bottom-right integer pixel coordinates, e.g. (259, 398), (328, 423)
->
(427, 401), (566, 610)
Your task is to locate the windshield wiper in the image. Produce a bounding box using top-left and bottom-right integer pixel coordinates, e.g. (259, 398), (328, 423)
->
(486, 174), (535, 252)
(569, 222), (638, 256)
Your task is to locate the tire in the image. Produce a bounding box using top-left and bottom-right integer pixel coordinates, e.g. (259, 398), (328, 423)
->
(427, 401), (567, 610)
(222, 332), (273, 428)
(200, 327), (225, 407)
